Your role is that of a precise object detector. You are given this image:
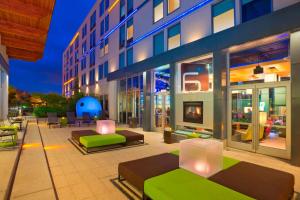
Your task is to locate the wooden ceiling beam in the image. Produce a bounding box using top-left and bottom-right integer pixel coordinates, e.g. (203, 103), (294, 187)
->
(0, 0), (50, 19)
(2, 37), (45, 53)
(7, 48), (42, 61)
(0, 20), (47, 39)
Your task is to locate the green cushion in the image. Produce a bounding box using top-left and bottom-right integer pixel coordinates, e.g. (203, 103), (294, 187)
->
(170, 150), (240, 170)
(80, 134), (126, 148)
(145, 169), (253, 200)
(0, 126), (18, 131)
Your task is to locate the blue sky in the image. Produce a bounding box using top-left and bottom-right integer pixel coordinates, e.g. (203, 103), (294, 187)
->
(9, 0), (96, 94)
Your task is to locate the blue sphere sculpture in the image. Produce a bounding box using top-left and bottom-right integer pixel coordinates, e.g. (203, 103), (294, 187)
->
(76, 96), (102, 118)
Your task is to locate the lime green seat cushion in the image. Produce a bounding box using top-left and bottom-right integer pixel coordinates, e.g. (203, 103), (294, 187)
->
(170, 150), (240, 170)
(79, 134), (126, 148)
(0, 126), (18, 131)
(144, 169), (253, 200)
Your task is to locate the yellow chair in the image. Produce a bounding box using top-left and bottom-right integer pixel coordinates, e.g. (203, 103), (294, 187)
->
(238, 124), (264, 141)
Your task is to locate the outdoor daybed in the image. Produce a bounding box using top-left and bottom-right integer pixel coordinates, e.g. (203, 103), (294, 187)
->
(117, 152), (295, 200)
(70, 129), (144, 153)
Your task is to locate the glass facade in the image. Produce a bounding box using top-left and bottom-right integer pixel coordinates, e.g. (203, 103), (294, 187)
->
(154, 0), (164, 22)
(153, 32), (164, 56)
(212, 0), (235, 33)
(168, 23), (181, 50)
(242, 0), (272, 23)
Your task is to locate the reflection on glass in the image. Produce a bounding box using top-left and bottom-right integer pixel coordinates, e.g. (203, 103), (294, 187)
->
(258, 87), (287, 150)
(154, 95), (163, 128)
(165, 95), (171, 128)
(231, 89), (253, 143)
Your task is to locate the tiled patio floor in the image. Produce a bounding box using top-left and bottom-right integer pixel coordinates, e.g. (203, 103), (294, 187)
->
(7, 122), (300, 199)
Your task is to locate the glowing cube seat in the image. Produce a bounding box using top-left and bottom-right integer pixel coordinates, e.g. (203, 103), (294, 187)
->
(96, 120), (115, 134)
(179, 139), (223, 178)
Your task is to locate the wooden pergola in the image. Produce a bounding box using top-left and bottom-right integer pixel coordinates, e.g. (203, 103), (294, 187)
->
(0, 0), (55, 61)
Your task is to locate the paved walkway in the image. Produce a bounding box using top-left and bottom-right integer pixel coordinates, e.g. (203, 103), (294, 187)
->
(6, 122), (300, 199)
(10, 122), (56, 199)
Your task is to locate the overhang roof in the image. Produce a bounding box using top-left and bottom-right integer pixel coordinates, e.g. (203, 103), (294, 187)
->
(0, 0), (55, 61)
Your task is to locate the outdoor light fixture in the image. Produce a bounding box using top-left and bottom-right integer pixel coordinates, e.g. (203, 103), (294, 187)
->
(96, 120), (115, 134)
(179, 139), (223, 178)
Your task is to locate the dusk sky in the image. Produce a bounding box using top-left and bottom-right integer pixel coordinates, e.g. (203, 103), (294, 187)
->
(9, 0), (96, 94)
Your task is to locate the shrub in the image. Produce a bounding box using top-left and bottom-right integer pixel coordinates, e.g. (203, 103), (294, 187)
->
(33, 106), (66, 118)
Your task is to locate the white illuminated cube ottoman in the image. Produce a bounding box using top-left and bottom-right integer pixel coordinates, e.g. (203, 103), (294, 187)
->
(96, 120), (115, 134)
(179, 139), (223, 178)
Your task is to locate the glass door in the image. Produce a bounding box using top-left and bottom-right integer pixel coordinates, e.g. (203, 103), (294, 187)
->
(228, 82), (291, 159)
(256, 83), (290, 158)
(228, 85), (255, 152)
(153, 93), (170, 131)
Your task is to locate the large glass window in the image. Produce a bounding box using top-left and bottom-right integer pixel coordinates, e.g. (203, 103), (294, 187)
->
(100, 0), (105, 17)
(89, 68), (96, 85)
(105, 15), (109, 32)
(75, 64), (78, 76)
(81, 74), (86, 86)
(104, 61), (109, 78)
(212, 0), (235, 33)
(242, 0), (272, 23)
(154, 0), (164, 23)
(100, 42), (104, 57)
(90, 50), (95, 67)
(81, 57), (86, 70)
(168, 23), (181, 50)
(127, 18), (134, 44)
(105, 0), (110, 10)
(119, 52), (125, 69)
(153, 32), (164, 56)
(100, 20), (105, 36)
(127, 0), (134, 14)
(120, 25), (126, 48)
(229, 35), (290, 85)
(90, 30), (96, 48)
(104, 38), (109, 55)
(120, 0), (126, 21)
(127, 48), (133, 66)
(82, 41), (87, 54)
(98, 64), (104, 80)
(82, 24), (87, 38)
(168, 0), (180, 14)
(90, 11), (96, 30)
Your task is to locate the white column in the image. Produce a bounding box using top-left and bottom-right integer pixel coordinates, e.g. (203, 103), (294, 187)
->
(108, 80), (118, 121)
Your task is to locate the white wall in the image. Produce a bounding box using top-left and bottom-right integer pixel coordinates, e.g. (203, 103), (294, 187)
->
(175, 92), (214, 129)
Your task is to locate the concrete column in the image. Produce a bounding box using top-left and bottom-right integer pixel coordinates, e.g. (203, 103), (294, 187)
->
(143, 71), (152, 131)
(290, 31), (300, 166)
(169, 63), (176, 130)
(108, 80), (118, 121)
(213, 50), (228, 139)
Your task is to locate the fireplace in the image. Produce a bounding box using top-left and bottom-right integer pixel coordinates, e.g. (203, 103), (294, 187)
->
(183, 101), (203, 124)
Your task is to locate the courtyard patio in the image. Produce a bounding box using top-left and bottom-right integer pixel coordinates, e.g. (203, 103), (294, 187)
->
(1, 119), (299, 199)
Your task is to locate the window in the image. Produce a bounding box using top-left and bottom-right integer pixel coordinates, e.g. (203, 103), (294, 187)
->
(82, 24), (87, 38)
(81, 74), (86, 86)
(90, 50), (95, 67)
(105, 0), (110, 10)
(81, 57), (86, 70)
(120, 0), (125, 21)
(90, 31), (96, 48)
(70, 57), (73, 66)
(104, 38), (109, 54)
(127, 18), (134, 44)
(127, 48), (133, 66)
(75, 50), (79, 62)
(90, 11), (96, 30)
(119, 25), (126, 48)
(127, 0), (134, 14)
(75, 65), (79, 76)
(70, 45), (73, 54)
(241, 0), (272, 23)
(100, 20), (105, 36)
(75, 37), (79, 49)
(98, 64), (104, 80)
(100, 42), (104, 57)
(168, 23), (181, 50)
(212, 0), (235, 33)
(82, 41), (87, 54)
(105, 15), (109, 32)
(89, 69), (96, 85)
(104, 61), (109, 78)
(69, 69), (73, 78)
(153, 32), (164, 55)
(100, 0), (105, 17)
(119, 52), (125, 69)
(168, 0), (180, 14)
(154, 0), (164, 23)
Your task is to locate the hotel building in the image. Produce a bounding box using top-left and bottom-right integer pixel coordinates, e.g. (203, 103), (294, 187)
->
(62, 0), (300, 165)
